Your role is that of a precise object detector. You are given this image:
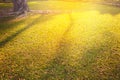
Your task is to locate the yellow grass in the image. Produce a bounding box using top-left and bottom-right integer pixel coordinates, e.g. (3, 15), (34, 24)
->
(0, 1), (120, 80)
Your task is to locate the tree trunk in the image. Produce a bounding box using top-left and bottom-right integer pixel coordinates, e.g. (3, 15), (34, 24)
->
(12, 0), (29, 15)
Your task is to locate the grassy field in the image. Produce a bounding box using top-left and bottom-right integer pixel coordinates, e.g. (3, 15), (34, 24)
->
(0, 1), (120, 80)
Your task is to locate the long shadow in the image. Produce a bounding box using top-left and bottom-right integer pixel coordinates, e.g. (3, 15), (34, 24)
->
(92, 3), (120, 15)
(40, 32), (120, 80)
(39, 14), (76, 80)
(39, 14), (120, 79)
(0, 17), (27, 32)
(0, 14), (55, 48)
(96, 6), (120, 15)
(0, 16), (15, 23)
(40, 39), (74, 80)
(78, 3), (120, 15)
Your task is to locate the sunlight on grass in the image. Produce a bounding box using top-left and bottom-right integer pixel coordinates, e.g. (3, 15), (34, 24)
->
(64, 11), (120, 66)
(0, 1), (120, 80)
(0, 13), (72, 79)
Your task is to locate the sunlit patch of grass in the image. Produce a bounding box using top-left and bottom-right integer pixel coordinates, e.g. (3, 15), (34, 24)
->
(0, 2), (120, 80)
(0, 13), (71, 79)
(59, 11), (120, 79)
(38, 11), (120, 79)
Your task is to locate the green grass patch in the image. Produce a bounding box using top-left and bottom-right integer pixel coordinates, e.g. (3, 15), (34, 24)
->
(0, 1), (120, 80)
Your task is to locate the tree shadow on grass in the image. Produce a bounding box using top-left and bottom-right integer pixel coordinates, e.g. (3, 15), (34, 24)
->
(39, 14), (79, 80)
(94, 4), (120, 15)
(39, 39), (104, 80)
(97, 7), (120, 15)
(0, 14), (55, 48)
(0, 13), (74, 80)
(0, 17), (27, 32)
(0, 16), (15, 23)
(0, 14), (59, 80)
(40, 40), (120, 80)
(80, 3), (120, 15)
(40, 31), (120, 80)
(40, 42), (77, 80)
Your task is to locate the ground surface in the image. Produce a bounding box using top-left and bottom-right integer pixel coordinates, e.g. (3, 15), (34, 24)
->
(0, 1), (120, 80)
